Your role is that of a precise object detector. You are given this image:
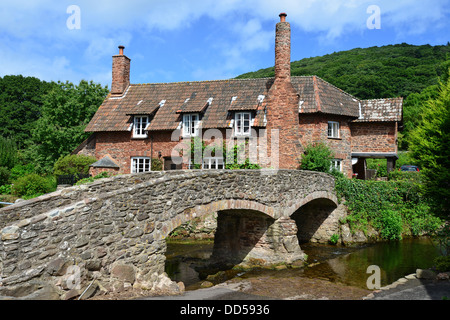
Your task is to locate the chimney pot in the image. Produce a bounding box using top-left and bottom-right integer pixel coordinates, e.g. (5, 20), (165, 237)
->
(118, 45), (125, 55)
(279, 13), (287, 22)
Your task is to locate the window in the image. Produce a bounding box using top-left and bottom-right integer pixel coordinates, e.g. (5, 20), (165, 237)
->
(133, 116), (149, 138)
(235, 112), (251, 136)
(182, 113), (200, 137)
(131, 157), (151, 173)
(328, 121), (340, 138)
(331, 159), (342, 172)
(202, 157), (224, 170)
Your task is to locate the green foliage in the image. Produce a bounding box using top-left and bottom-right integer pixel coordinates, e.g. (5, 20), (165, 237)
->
(434, 256), (450, 272)
(0, 75), (56, 147)
(335, 176), (441, 240)
(53, 154), (97, 176)
(300, 142), (334, 173)
(366, 158), (387, 178)
(400, 84), (440, 149)
(31, 80), (108, 172)
(376, 210), (403, 240)
(151, 158), (163, 171)
(0, 136), (18, 169)
(0, 184), (11, 195)
(409, 73), (450, 217)
(187, 137), (261, 169)
(0, 166), (10, 186)
(433, 224), (450, 257)
(9, 163), (35, 181)
(11, 173), (56, 198)
(329, 234), (339, 245)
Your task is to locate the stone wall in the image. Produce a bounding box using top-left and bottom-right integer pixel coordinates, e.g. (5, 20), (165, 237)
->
(0, 169), (337, 299)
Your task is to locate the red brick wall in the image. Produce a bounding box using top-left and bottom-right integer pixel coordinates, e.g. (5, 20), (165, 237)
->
(350, 122), (397, 153)
(93, 131), (180, 174)
(298, 114), (353, 177)
(111, 54), (130, 95)
(90, 166), (120, 177)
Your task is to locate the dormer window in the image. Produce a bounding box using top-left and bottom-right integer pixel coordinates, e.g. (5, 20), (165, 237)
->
(182, 113), (200, 137)
(133, 116), (149, 138)
(234, 112), (251, 136)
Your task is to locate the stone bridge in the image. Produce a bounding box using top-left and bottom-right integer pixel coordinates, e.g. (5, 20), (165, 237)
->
(0, 169), (339, 299)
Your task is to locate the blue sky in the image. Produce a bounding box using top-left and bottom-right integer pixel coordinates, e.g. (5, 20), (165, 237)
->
(0, 0), (449, 88)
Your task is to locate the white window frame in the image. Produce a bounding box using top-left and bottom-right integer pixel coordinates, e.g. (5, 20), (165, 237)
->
(202, 157), (224, 170)
(328, 121), (340, 138)
(131, 157), (151, 173)
(133, 116), (149, 138)
(234, 112), (251, 136)
(331, 159), (343, 172)
(182, 113), (200, 137)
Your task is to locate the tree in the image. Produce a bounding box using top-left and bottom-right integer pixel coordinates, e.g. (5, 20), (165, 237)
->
(31, 80), (108, 172)
(53, 154), (97, 176)
(0, 75), (56, 148)
(0, 136), (17, 169)
(409, 71), (450, 217)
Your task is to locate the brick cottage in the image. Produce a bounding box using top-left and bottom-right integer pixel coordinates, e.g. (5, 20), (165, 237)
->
(76, 13), (403, 179)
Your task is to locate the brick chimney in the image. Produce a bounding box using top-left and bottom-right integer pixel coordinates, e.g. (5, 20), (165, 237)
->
(265, 13), (302, 170)
(274, 13), (291, 81)
(111, 45), (131, 95)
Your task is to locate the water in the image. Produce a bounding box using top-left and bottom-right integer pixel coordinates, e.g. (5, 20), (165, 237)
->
(165, 237), (441, 290)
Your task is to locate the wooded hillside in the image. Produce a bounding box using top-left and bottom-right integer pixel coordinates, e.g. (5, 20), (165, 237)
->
(237, 43), (450, 100)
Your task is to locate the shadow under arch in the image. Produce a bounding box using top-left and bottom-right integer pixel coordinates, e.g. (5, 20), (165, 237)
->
(156, 199), (278, 241)
(211, 208), (276, 267)
(290, 197), (339, 244)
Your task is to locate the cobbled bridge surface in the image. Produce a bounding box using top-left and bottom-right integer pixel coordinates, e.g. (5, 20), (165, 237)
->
(0, 169), (338, 299)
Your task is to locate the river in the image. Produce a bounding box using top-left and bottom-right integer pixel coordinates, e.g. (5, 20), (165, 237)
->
(165, 237), (441, 296)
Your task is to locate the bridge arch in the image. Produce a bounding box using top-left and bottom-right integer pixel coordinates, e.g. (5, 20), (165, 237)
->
(155, 199), (278, 241)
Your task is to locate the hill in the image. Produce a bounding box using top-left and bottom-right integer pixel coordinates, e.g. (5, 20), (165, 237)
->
(236, 43), (450, 100)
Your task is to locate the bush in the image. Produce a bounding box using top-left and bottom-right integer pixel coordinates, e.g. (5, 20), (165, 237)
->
(11, 173), (56, 198)
(0, 136), (17, 169)
(366, 159), (388, 178)
(300, 142), (334, 173)
(434, 256), (450, 272)
(53, 154), (97, 176)
(335, 176), (441, 239)
(9, 163), (36, 181)
(151, 158), (163, 171)
(0, 166), (10, 185)
(0, 184), (11, 195)
(376, 210), (403, 240)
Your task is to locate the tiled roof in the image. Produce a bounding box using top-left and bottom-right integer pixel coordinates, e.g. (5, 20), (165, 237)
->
(356, 98), (403, 122)
(294, 76), (360, 117)
(85, 76), (402, 132)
